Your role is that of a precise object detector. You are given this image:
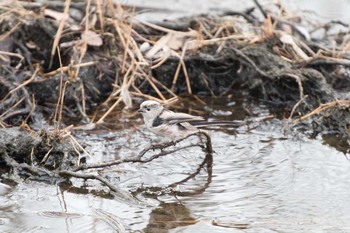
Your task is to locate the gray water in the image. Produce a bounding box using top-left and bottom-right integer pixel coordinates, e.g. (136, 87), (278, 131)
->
(123, 0), (350, 23)
(1, 97), (350, 233)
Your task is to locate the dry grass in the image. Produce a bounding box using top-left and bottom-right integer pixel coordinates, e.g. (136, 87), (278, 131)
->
(1, 0), (350, 130)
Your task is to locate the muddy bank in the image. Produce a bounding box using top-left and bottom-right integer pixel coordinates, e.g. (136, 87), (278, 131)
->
(0, 127), (82, 182)
(0, 123), (213, 198)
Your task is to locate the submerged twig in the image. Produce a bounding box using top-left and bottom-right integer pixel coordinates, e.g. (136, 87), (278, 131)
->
(73, 130), (212, 172)
(59, 170), (119, 192)
(73, 144), (200, 172)
(133, 135), (213, 197)
(138, 130), (212, 158)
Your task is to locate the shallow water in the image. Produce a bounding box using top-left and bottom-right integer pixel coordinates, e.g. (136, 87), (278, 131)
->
(1, 98), (350, 233)
(124, 0), (350, 24)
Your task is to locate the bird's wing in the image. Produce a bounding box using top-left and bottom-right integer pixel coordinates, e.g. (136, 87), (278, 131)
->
(160, 110), (204, 124)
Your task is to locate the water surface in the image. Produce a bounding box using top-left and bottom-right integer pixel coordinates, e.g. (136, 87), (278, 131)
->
(1, 98), (350, 232)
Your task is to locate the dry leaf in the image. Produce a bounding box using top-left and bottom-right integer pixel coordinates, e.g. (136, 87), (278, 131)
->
(81, 30), (103, 47)
(44, 9), (65, 21)
(145, 33), (172, 58)
(261, 15), (274, 38)
(279, 32), (309, 60)
(121, 85), (132, 108)
(145, 31), (197, 58)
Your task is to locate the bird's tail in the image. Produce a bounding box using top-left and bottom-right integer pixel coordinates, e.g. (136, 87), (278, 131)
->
(191, 120), (244, 128)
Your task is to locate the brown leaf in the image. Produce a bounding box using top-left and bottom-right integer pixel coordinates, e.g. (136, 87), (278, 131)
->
(44, 9), (66, 21)
(81, 30), (103, 47)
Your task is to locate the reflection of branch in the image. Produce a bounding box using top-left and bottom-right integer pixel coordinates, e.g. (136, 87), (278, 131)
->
(133, 131), (213, 197)
(136, 152), (213, 197)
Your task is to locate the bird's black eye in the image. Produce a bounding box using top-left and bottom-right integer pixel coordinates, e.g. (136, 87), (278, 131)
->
(146, 108), (151, 111)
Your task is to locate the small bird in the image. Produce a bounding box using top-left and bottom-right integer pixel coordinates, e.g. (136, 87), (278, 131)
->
(138, 100), (205, 140)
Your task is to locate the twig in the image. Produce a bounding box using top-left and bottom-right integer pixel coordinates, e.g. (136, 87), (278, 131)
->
(141, 20), (178, 34)
(178, 42), (193, 94)
(49, 0), (71, 69)
(283, 95), (308, 132)
(57, 80), (69, 132)
(40, 146), (54, 164)
(149, 76), (177, 98)
(289, 95), (308, 119)
(144, 131), (213, 155)
(96, 97), (122, 124)
(73, 144), (198, 172)
(23, 94), (36, 123)
(9, 67), (39, 94)
(59, 170), (120, 193)
(73, 131), (212, 172)
(228, 47), (271, 78)
(1, 151), (53, 177)
(0, 22), (21, 41)
(69, 134), (92, 160)
(43, 61), (96, 77)
(303, 56), (350, 67)
(134, 145), (213, 197)
(137, 68), (167, 100)
(0, 67), (39, 104)
(283, 73), (304, 99)
(0, 51), (24, 61)
(171, 57), (183, 92)
(53, 45), (64, 132)
(0, 97), (25, 119)
(121, 7), (134, 74)
(253, 0), (268, 19)
(93, 0), (104, 32)
(294, 99), (350, 123)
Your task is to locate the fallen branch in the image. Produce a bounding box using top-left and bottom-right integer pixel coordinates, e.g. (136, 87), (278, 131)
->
(72, 131), (212, 172)
(294, 99), (350, 123)
(59, 170), (119, 192)
(75, 144), (193, 171)
(140, 130), (213, 157)
(1, 151), (53, 177)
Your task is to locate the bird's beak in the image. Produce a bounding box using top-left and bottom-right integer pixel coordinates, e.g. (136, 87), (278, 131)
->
(137, 108), (144, 113)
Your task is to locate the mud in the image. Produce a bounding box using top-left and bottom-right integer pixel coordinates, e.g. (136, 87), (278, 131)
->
(0, 127), (81, 184)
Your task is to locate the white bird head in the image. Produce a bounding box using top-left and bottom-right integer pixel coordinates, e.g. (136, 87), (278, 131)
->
(138, 100), (164, 122)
